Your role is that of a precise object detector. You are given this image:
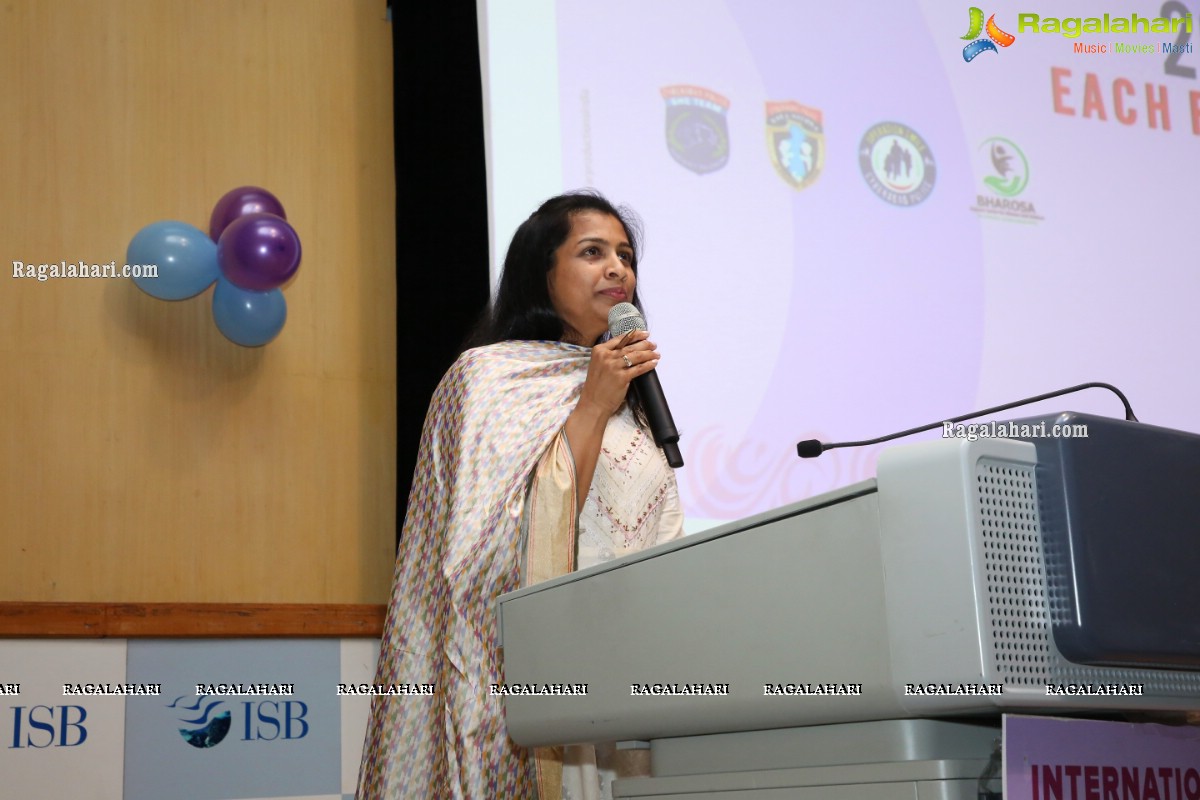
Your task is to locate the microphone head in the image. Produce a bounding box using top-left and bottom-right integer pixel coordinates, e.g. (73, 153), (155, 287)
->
(796, 439), (826, 458)
(608, 302), (646, 337)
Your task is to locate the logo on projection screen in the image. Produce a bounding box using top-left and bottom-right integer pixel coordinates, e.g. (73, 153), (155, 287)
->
(980, 137), (1028, 196)
(858, 122), (937, 207)
(969, 136), (1045, 223)
(661, 85), (731, 175)
(961, 7), (1017, 61)
(765, 101), (824, 190)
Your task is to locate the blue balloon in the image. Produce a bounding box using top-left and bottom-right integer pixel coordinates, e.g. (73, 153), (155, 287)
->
(211, 278), (287, 347)
(127, 220), (220, 300)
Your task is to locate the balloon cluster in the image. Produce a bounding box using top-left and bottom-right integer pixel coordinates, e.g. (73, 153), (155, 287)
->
(127, 187), (301, 347)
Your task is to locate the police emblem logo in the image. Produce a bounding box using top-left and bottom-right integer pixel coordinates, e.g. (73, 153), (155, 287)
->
(858, 121), (937, 206)
(661, 85), (731, 175)
(765, 102), (824, 190)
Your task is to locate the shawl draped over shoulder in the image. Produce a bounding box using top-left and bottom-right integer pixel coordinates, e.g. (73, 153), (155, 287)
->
(358, 340), (592, 799)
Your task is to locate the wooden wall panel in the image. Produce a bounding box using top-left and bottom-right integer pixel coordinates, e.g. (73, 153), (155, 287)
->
(0, 0), (396, 604)
(0, 602), (386, 638)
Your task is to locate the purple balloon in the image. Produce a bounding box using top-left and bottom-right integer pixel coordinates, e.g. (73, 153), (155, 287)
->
(216, 213), (302, 291)
(209, 186), (287, 242)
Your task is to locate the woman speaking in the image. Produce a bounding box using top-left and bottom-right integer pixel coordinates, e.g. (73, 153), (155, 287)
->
(358, 191), (684, 799)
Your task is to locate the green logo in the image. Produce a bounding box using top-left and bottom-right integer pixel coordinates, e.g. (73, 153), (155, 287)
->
(980, 137), (1028, 197)
(969, 136), (1042, 223)
(1017, 12), (1192, 38)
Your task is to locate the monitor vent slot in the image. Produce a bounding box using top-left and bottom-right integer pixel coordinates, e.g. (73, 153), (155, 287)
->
(978, 460), (1050, 686)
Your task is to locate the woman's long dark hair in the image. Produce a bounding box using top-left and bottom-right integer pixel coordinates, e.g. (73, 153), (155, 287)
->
(466, 190), (646, 347)
(466, 190), (650, 423)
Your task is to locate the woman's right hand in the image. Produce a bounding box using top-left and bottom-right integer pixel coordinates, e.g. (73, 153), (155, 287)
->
(565, 330), (661, 513)
(577, 330), (660, 417)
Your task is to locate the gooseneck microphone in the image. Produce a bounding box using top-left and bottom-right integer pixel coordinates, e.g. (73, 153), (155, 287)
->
(796, 382), (1139, 459)
(608, 302), (684, 468)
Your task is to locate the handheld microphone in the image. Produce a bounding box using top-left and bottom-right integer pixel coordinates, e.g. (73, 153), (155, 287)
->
(608, 302), (684, 468)
(796, 382), (1139, 459)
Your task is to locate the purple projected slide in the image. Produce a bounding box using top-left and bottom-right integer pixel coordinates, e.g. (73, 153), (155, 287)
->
(486, 0), (1200, 525)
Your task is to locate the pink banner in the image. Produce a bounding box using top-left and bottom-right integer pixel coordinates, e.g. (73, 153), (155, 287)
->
(1004, 715), (1200, 800)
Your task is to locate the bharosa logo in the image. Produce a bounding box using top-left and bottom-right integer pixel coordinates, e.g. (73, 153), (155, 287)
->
(961, 7), (1016, 62)
(981, 137), (1028, 197)
(968, 136), (1044, 223)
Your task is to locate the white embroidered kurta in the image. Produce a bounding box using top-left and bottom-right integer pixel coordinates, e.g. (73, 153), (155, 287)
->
(560, 405), (684, 800)
(577, 406), (685, 566)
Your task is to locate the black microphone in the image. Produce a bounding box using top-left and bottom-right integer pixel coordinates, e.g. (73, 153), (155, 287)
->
(796, 382), (1139, 459)
(608, 303), (684, 468)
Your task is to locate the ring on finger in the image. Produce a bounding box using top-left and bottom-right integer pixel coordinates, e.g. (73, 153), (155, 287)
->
(622, 354), (633, 368)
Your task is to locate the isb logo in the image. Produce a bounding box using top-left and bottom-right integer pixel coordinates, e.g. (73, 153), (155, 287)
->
(167, 694), (309, 749)
(962, 7), (1016, 61)
(9, 705), (88, 748)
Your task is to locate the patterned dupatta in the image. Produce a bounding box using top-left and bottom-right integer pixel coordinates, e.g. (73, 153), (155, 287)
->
(358, 340), (590, 799)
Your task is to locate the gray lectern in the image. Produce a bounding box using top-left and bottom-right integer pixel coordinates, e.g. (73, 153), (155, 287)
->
(496, 415), (1200, 798)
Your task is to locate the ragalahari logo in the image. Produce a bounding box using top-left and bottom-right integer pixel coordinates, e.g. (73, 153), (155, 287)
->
(962, 8), (1016, 61)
